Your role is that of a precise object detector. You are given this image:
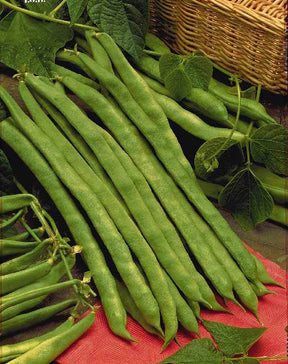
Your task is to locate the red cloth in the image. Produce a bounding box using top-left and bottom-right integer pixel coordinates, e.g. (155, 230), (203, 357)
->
(57, 247), (287, 364)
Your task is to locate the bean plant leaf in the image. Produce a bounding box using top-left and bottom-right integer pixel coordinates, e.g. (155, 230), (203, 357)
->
(0, 3), (3, 16)
(24, 0), (61, 13)
(67, 0), (88, 26)
(218, 168), (274, 230)
(250, 124), (288, 176)
(0, 12), (73, 76)
(194, 138), (244, 180)
(203, 321), (266, 357)
(159, 53), (191, 100)
(184, 54), (213, 90)
(87, 0), (149, 60)
(228, 85), (257, 100)
(159, 338), (222, 364)
(159, 53), (213, 100)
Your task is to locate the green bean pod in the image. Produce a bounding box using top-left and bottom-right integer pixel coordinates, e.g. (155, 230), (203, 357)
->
(7, 312), (95, 364)
(7, 227), (45, 242)
(75, 36), (92, 54)
(0, 258), (54, 295)
(0, 239), (39, 257)
(31, 92), (126, 210)
(0, 209), (24, 231)
(0, 194), (36, 214)
(253, 255), (285, 288)
(58, 75), (206, 303)
(164, 271), (199, 337)
(57, 69), (235, 302)
(56, 50), (96, 79)
(75, 52), (254, 290)
(50, 64), (100, 90)
(0, 120), (131, 341)
(116, 281), (161, 337)
(1, 88), (161, 334)
(101, 36), (258, 283)
(145, 33), (171, 55)
(1, 299), (76, 337)
(0, 317), (74, 362)
(0, 239), (51, 275)
(208, 78), (277, 125)
(85, 30), (114, 73)
(151, 90), (245, 143)
(21, 81), (176, 340)
(0, 256), (75, 320)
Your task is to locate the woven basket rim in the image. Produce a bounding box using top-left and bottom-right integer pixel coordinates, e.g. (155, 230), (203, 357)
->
(179, 0), (286, 32)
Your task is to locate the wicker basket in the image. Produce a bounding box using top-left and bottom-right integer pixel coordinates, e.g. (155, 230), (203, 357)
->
(149, 0), (287, 94)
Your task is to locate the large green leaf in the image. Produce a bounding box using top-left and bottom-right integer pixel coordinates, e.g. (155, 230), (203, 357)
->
(24, 0), (61, 13)
(67, 0), (88, 26)
(184, 54), (213, 90)
(250, 124), (288, 176)
(218, 168), (274, 230)
(87, 0), (149, 60)
(0, 12), (73, 76)
(159, 338), (222, 363)
(194, 138), (244, 180)
(203, 321), (266, 357)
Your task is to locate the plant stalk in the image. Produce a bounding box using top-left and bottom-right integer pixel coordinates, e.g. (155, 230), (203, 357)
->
(0, 0), (98, 31)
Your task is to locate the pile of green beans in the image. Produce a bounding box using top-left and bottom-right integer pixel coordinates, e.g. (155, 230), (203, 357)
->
(0, 31), (283, 352)
(0, 193), (96, 362)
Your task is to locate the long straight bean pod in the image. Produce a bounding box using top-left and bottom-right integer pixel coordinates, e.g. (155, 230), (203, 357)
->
(58, 74), (235, 302)
(0, 239), (39, 257)
(1, 258), (54, 295)
(1, 299), (76, 337)
(0, 257), (75, 321)
(20, 82), (177, 342)
(163, 271), (199, 336)
(23, 75), (207, 306)
(79, 49), (257, 281)
(8, 312), (95, 364)
(0, 239), (51, 275)
(0, 317), (74, 361)
(0, 194), (36, 214)
(0, 91), (160, 333)
(58, 73), (232, 302)
(0, 120), (131, 340)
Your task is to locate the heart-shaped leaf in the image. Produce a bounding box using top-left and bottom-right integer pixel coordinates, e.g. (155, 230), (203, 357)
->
(25, 0), (61, 13)
(67, 0), (88, 26)
(250, 124), (288, 176)
(218, 168), (274, 230)
(194, 138), (244, 180)
(87, 0), (149, 60)
(203, 320), (266, 357)
(184, 55), (213, 90)
(0, 12), (73, 76)
(159, 338), (222, 363)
